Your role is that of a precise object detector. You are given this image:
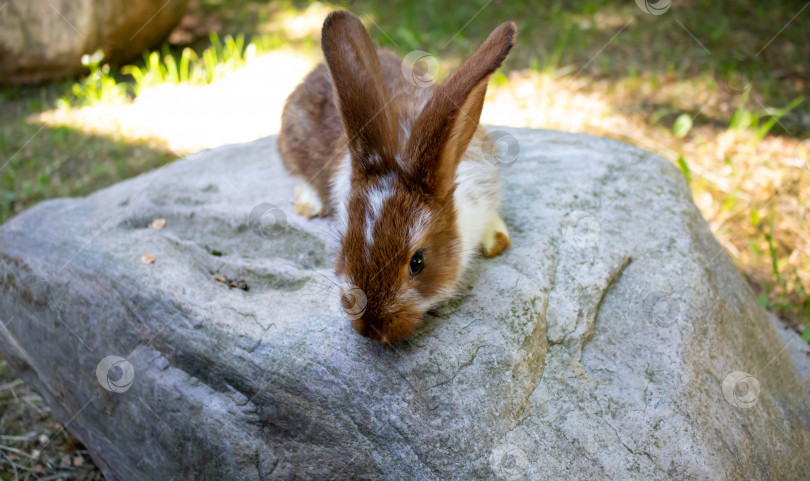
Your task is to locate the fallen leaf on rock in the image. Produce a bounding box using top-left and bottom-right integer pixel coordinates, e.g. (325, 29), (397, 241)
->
(141, 254), (156, 264)
(150, 218), (167, 229)
(214, 274), (249, 291)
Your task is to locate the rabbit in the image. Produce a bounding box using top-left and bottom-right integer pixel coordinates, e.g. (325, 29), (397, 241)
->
(278, 10), (515, 343)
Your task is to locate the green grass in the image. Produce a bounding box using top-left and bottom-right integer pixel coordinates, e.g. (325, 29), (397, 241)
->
(0, 122), (176, 222)
(60, 32), (275, 107)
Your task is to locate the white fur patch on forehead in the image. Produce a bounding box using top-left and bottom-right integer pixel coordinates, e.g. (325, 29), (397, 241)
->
(408, 209), (431, 246)
(367, 174), (395, 218)
(363, 173), (396, 247)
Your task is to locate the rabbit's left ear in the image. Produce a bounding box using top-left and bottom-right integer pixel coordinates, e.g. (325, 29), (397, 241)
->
(406, 22), (516, 200)
(321, 11), (398, 173)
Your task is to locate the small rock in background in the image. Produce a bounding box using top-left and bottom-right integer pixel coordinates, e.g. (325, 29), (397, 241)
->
(0, 0), (188, 83)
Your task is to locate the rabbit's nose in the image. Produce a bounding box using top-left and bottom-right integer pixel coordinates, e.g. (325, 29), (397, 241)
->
(340, 287), (368, 319)
(356, 320), (390, 343)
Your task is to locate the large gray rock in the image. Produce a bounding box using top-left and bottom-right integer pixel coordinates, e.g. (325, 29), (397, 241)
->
(0, 0), (188, 83)
(1, 128), (809, 480)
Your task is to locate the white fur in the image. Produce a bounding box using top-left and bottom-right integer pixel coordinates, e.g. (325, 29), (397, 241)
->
(408, 209), (431, 246)
(330, 154), (352, 235)
(453, 131), (504, 270)
(293, 180), (324, 218)
(364, 173), (395, 246)
(407, 285), (457, 313)
(398, 89), (432, 154)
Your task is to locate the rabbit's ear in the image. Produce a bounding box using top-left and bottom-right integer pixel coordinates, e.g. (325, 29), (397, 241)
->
(406, 22), (516, 199)
(321, 11), (398, 174)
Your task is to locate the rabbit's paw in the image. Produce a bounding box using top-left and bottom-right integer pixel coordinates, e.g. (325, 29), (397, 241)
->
(293, 181), (323, 219)
(482, 211), (511, 258)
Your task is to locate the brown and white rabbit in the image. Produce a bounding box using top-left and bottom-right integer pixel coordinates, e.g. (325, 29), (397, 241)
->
(279, 11), (515, 343)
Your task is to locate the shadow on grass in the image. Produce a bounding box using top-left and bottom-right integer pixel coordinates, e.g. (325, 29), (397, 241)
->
(0, 113), (177, 225)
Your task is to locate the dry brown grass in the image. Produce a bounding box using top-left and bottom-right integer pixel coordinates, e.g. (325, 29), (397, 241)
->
(0, 360), (102, 480)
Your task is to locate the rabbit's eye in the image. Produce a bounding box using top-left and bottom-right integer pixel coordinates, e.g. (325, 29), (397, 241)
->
(409, 249), (425, 275)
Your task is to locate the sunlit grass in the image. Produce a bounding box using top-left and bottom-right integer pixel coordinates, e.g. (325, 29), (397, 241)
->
(59, 32), (283, 108)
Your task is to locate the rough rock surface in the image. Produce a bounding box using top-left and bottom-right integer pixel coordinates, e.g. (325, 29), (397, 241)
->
(0, 0), (188, 83)
(1, 128), (809, 480)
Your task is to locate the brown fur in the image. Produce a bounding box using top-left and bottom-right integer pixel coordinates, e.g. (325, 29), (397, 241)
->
(279, 11), (516, 343)
(406, 22), (516, 200)
(483, 232), (511, 258)
(337, 179), (460, 343)
(278, 62), (345, 216)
